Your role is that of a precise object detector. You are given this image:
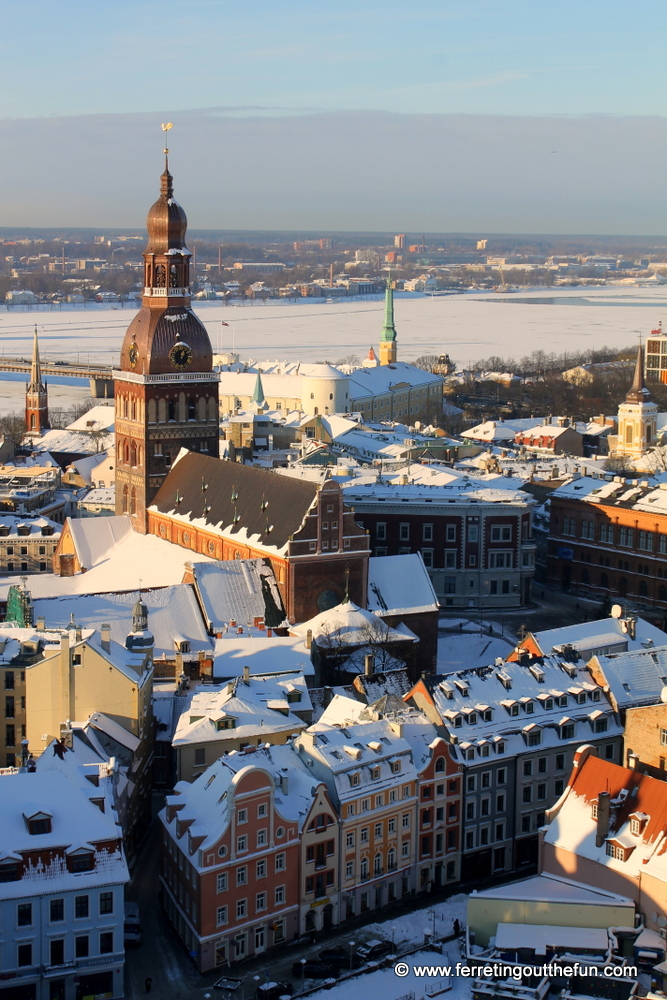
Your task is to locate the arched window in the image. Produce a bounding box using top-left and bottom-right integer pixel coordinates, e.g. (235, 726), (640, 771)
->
(435, 757), (445, 773)
(208, 397), (217, 422)
(131, 399), (137, 421)
(168, 400), (176, 422)
(147, 399), (157, 424)
(30, 414), (36, 430)
(374, 853), (382, 876)
(154, 264), (166, 287)
(388, 847), (396, 871)
(639, 581), (648, 597)
(582, 568), (589, 585)
(314, 407), (318, 415)
(123, 396), (128, 418)
(619, 577), (628, 596)
(360, 858), (368, 879)
(130, 442), (137, 467)
(121, 484), (128, 513)
(660, 585), (667, 601)
(158, 398), (167, 423)
(626, 424), (633, 444)
(129, 488), (136, 516)
(198, 397), (207, 421)
(124, 441), (130, 464)
(601, 572), (609, 589)
(188, 397), (196, 420)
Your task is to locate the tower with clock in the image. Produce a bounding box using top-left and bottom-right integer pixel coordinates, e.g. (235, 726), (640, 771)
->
(114, 151), (219, 532)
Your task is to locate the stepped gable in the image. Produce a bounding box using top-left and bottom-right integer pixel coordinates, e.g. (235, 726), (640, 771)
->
(151, 451), (319, 550)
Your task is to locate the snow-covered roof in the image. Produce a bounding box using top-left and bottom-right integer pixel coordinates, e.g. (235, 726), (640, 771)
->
(190, 558), (284, 632)
(0, 766), (128, 900)
(348, 362), (443, 400)
(33, 585), (212, 661)
(32, 428), (113, 457)
(367, 554), (439, 616)
(213, 634), (314, 678)
(589, 645), (667, 710)
(423, 655), (621, 764)
(66, 405), (115, 433)
(173, 672), (311, 747)
(160, 742), (322, 862)
(291, 601), (414, 647)
(79, 486), (115, 506)
(495, 922), (609, 955)
(0, 514), (61, 537)
(470, 872), (634, 906)
(0, 625), (62, 661)
(464, 419), (542, 442)
(341, 476), (532, 508)
(526, 616), (667, 660)
(544, 748), (667, 884)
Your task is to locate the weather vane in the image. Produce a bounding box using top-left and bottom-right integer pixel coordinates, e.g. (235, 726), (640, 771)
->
(161, 122), (173, 155)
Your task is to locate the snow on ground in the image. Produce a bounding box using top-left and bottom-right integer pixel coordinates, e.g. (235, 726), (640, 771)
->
(0, 372), (92, 417)
(437, 631), (514, 674)
(2, 284), (667, 373)
(361, 893), (468, 950)
(307, 949), (472, 1000)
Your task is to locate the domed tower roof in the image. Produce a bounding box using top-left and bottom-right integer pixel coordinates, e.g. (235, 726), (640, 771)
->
(117, 156), (213, 376)
(305, 363), (347, 379)
(126, 594), (154, 651)
(145, 162), (188, 253)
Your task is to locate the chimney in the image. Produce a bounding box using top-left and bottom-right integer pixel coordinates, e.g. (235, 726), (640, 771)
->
(364, 654), (375, 677)
(627, 752), (639, 770)
(100, 623), (111, 653)
(21, 738), (29, 768)
(306, 629), (313, 650)
(36, 617), (45, 632)
(243, 664), (250, 684)
(595, 791), (610, 847)
(281, 774), (289, 794)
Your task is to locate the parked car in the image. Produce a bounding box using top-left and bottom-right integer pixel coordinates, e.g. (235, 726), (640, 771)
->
(356, 939), (393, 961)
(123, 902), (141, 946)
(256, 982), (294, 1000)
(318, 948), (360, 969)
(291, 961), (339, 979)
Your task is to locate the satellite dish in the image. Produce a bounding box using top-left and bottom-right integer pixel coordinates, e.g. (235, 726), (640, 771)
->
(659, 916), (667, 928)
(611, 604), (623, 619)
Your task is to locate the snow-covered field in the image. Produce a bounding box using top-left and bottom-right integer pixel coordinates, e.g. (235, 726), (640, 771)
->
(2, 285), (667, 373)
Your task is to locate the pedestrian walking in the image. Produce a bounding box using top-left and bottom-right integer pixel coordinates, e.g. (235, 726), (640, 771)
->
(453, 918), (460, 936)
(145, 977), (152, 994)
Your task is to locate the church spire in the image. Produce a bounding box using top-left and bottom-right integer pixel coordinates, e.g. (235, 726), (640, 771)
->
(379, 279), (398, 365)
(626, 340), (651, 404)
(251, 372), (267, 410)
(25, 325), (48, 437)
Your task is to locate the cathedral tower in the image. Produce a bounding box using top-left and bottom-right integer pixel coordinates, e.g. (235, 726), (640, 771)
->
(379, 279), (397, 366)
(25, 326), (49, 436)
(614, 342), (658, 462)
(114, 151), (219, 532)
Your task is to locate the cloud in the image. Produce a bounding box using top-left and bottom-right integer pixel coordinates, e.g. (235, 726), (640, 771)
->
(0, 107), (666, 234)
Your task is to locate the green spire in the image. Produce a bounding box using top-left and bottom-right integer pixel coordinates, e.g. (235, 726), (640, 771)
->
(380, 279), (397, 343)
(251, 371), (266, 408)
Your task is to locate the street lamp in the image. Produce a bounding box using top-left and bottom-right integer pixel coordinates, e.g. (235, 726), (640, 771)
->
(349, 940), (356, 966)
(300, 958), (307, 981)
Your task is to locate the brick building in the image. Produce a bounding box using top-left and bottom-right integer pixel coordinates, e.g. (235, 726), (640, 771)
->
(546, 475), (667, 621)
(341, 479), (536, 608)
(624, 702), (667, 778)
(148, 452), (370, 623)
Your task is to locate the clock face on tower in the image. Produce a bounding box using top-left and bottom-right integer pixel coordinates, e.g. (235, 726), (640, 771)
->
(128, 343), (139, 369)
(169, 342), (193, 370)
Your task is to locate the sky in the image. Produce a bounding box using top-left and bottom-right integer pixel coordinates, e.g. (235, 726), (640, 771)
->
(2, 0), (667, 232)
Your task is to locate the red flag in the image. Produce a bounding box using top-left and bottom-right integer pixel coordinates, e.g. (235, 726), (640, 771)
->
(220, 321), (230, 327)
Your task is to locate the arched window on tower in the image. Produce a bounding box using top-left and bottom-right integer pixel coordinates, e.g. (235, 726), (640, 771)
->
(121, 485), (128, 513)
(198, 397), (206, 421)
(148, 399), (157, 424)
(30, 414), (36, 430)
(158, 399), (167, 423)
(130, 442), (137, 467)
(155, 264), (166, 287)
(178, 392), (186, 422)
(124, 441), (130, 465)
(208, 397), (217, 422)
(169, 264), (179, 287)
(130, 488), (137, 516)
(626, 425), (633, 444)
(123, 396), (128, 418)
(168, 400), (176, 422)
(131, 398), (137, 421)
(188, 398), (196, 420)
(647, 425), (653, 445)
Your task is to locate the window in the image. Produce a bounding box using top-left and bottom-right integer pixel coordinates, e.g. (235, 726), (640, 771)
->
(194, 748), (205, 767)
(619, 527), (634, 548)
(528, 730), (542, 747)
(538, 757), (547, 773)
(17, 903), (32, 926)
(489, 551), (513, 568)
(595, 717), (608, 733)
(237, 835), (247, 853)
(275, 853), (285, 871)
(422, 548), (434, 568)
(555, 778), (564, 795)
(423, 524), (433, 541)
(50, 898), (64, 922)
(555, 753), (565, 770)
(217, 872), (228, 892)
(17, 943), (32, 967)
(639, 530), (653, 551)
(275, 885), (285, 904)
(537, 783), (547, 800)
(392, 760), (401, 774)
(346, 861), (354, 878)
(361, 827), (369, 843)
(75, 935), (89, 959)
(236, 899), (247, 919)
(75, 895), (89, 919)
(100, 931), (113, 955)
(402, 813), (410, 828)
(99, 891), (113, 915)
(388, 818), (396, 833)
(237, 809), (247, 824)
(257, 829), (267, 847)
(216, 906), (228, 927)
(374, 822), (382, 838)
(561, 723), (575, 740)
(236, 866), (247, 886)
(523, 760), (532, 776)
(522, 786), (532, 803)
(256, 892), (266, 911)
(402, 840), (410, 857)
(399, 523), (410, 541)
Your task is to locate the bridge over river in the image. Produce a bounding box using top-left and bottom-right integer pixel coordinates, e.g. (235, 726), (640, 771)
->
(0, 358), (113, 397)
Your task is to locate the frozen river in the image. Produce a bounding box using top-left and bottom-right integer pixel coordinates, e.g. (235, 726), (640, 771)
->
(0, 284), (666, 415)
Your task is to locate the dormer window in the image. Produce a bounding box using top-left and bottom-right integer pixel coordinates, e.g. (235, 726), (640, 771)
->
(453, 715), (463, 729)
(592, 803), (598, 819)
(523, 701), (534, 715)
(558, 696), (568, 708)
(370, 767), (381, 780)
(26, 812), (52, 836)
(349, 773), (360, 787)
(392, 761), (402, 774)
(544, 698), (554, 710)
(68, 849), (94, 873)
(630, 812), (648, 836)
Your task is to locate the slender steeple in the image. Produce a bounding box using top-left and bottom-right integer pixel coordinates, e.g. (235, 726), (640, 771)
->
(379, 279), (398, 365)
(25, 325), (49, 436)
(626, 341), (651, 404)
(250, 372), (267, 410)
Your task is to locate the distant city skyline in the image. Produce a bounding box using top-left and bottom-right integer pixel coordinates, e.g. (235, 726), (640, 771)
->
(2, 1), (667, 232)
